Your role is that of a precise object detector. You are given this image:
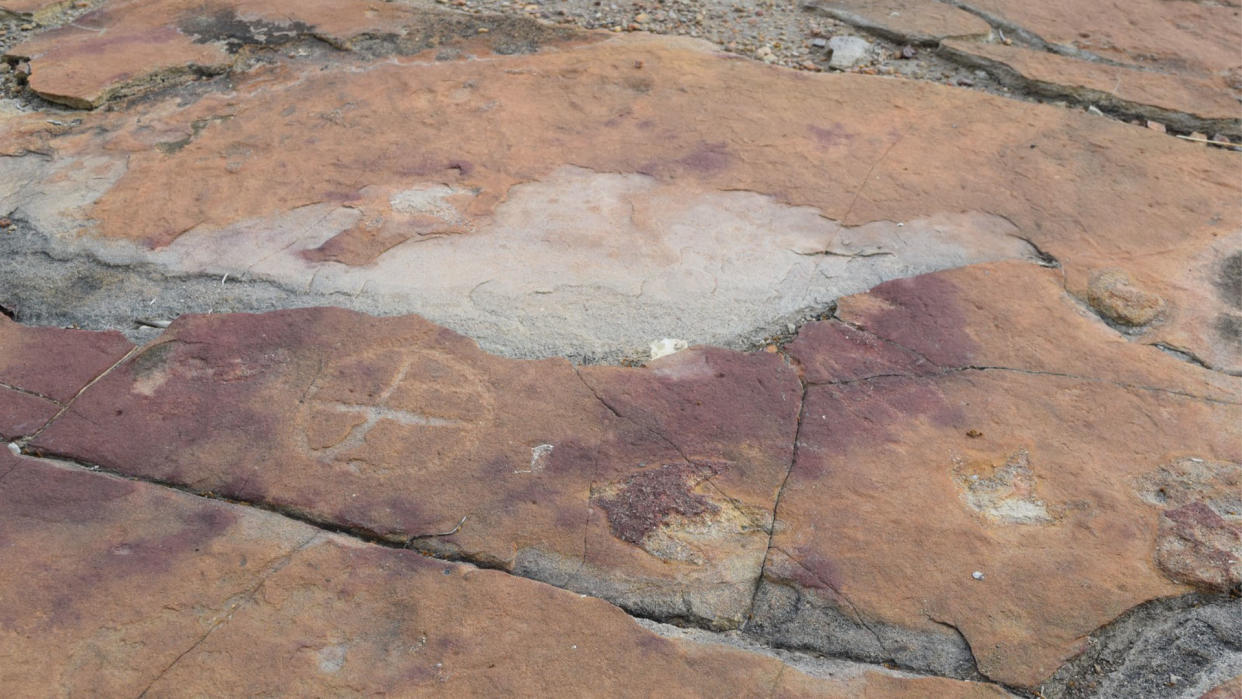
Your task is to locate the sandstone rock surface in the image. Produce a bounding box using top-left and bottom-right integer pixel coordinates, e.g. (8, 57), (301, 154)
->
(762, 263), (1240, 687)
(1, 0), (1239, 696)
(808, 0), (1240, 134)
(1, 450), (1011, 696)
(807, 0), (990, 45)
(2, 11), (1239, 367)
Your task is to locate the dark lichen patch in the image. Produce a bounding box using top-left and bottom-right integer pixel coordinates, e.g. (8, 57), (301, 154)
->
(179, 9), (314, 54)
(345, 11), (582, 60)
(154, 114), (232, 154)
(594, 463), (720, 544)
(1216, 251), (1242, 310)
(1215, 313), (1242, 348)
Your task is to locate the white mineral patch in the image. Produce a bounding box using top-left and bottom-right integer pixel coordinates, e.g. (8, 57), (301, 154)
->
(650, 338), (688, 359)
(5, 162), (1037, 359)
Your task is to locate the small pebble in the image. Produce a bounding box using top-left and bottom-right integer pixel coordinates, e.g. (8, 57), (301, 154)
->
(972, 571), (985, 580)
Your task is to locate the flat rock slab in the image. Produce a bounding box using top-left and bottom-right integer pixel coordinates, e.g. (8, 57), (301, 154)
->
(958, 0), (1241, 77)
(1, 7), (1239, 367)
(761, 262), (1241, 687)
(807, 0), (1240, 133)
(0, 317), (132, 438)
(1, 260), (1235, 690)
(0, 1), (1239, 694)
(0, 451), (1009, 696)
(940, 39), (1241, 130)
(807, 0), (992, 44)
(27, 306), (803, 628)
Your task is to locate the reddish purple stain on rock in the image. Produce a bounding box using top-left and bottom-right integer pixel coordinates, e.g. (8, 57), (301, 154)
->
(0, 457), (136, 525)
(594, 463), (720, 544)
(782, 548), (844, 593)
(856, 273), (978, 368)
(787, 320), (937, 384)
(1157, 501), (1241, 593)
(796, 377), (964, 471)
(0, 388), (60, 441)
(808, 123), (855, 147)
(678, 142), (730, 174)
(0, 316), (133, 403)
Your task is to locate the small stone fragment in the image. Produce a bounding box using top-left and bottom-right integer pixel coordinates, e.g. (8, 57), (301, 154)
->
(1086, 268), (1165, 326)
(1146, 120), (1166, 134)
(827, 36), (871, 69)
(811, 37), (827, 49)
(900, 45), (917, 59)
(972, 571), (985, 580)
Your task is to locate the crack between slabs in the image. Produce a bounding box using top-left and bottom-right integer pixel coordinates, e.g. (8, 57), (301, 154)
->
(933, 42), (1242, 139)
(135, 531), (321, 698)
(0, 379), (63, 406)
(766, 663), (787, 698)
(931, 0), (1110, 64)
(1007, 234), (1061, 269)
(812, 317), (1239, 403)
(768, 544), (893, 662)
(809, 0), (1238, 138)
(17, 448), (1020, 691)
(830, 313), (940, 369)
(806, 364), (1242, 405)
(744, 377), (808, 632)
(926, 615), (991, 683)
(1151, 342), (1242, 377)
(839, 135), (902, 224)
(13, 339), (150, 448)
(571, 364), (777, 544)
